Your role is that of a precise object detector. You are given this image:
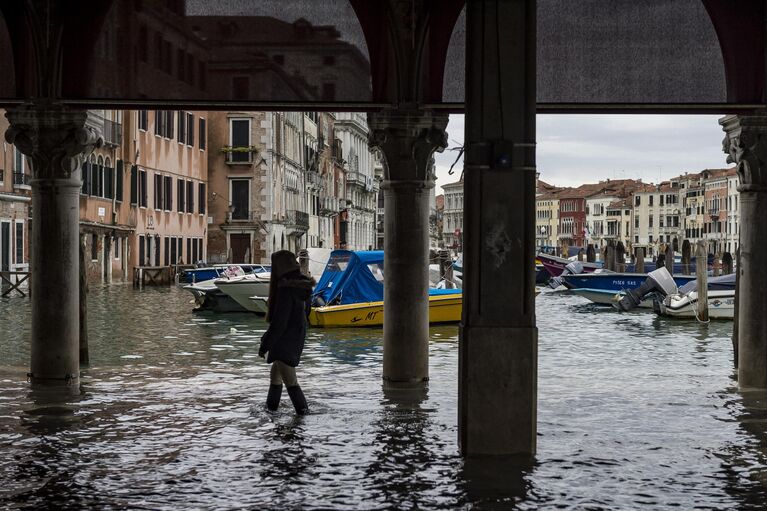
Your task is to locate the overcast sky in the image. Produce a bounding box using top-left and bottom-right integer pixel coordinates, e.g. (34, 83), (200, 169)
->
(434, 115), (731, 194)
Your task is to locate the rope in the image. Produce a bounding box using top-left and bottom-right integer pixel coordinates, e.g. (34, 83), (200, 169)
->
(689, 292), (710, 325)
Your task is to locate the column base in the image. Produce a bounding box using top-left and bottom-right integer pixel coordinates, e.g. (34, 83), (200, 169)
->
(459, 325), (537, 459)
(28, 372), (80, 387)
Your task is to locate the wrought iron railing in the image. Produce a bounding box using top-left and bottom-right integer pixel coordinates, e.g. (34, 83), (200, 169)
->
(13, 172), (29, 186)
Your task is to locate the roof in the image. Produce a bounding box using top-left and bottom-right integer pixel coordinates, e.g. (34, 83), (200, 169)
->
(606, 198), (630, 209)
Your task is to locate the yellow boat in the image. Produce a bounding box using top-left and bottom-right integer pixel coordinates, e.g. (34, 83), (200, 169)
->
(310, 292), (462, 328)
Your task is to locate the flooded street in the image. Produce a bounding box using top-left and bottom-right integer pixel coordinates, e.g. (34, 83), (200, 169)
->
(1, 284), (766, 509)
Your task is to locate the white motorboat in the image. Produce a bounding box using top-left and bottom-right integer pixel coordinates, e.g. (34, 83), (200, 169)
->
(183, 278), (249, 313)
(655, 274), (736, 320)
(214, 273), (271, 314)
(248, 295), (269, 314)
(572, 288), (654, 308)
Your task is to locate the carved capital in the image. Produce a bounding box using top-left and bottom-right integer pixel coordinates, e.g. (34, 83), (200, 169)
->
(720, 114), (767, 194)
(5, 103), (103, 180)
(367, 109), (448, 183)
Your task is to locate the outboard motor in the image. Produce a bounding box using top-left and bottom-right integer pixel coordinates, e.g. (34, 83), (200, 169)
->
(614, 267), (677, 311)
(548, 261), (585, 289)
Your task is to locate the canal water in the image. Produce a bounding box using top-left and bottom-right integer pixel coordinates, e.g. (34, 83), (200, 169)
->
(1, 284), (766, 509)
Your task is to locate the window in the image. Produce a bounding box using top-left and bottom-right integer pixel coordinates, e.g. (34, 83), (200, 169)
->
(91, 234), (98, 261)
(197, 239), (203, 262)
(199, 183), (206, 214)
(187, 113), (194, 146)
(177, 179), (185, 212)
(635, 195), (641, 206)
(177, 111), (186, 144)
(130, 165), (138, 205)
(660, 195), (664, 206)
(14, 221), (23, 264)
(199, 118), (206, 150)
(177, 238), (183, 264)
(649, 195), (654, 206)
(231, 179), (250, 220)
(164, 176), (173, 210)
(139, 169), (148, 207)
(154, 110), (174, 138)
(114, 237), (120, 259)
(154, 173), (163, 209)
(95, 156), (104, 197)
(138, 110), (148, 130)
(170, 236), (176, 264)
(116, 160), (124, 202)
(649, 215), (653, 228)
(164, 237), (170, 266)
(187, 180), (194, 213)
(229, 119), (251, 162)
(186, 238), (191, 262)
(104, 157), (114, 199)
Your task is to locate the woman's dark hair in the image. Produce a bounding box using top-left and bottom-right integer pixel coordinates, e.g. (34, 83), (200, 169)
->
(265, 250), (300, 322)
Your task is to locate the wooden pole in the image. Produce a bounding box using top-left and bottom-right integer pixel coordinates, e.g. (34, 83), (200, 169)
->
(577, 248), (584, 262)
(712, 253), (721, 277)
(634, 247), (645, 274)
(606, 241), (615, 271)
(586, 244), (596, 263)
(438, 249), (454, 289)
(722, 252), (733, 275)
(681, 239), (691, 275)
(665, 243), (674, 275)
(616, 241), (626, 272)
(696, 240), (709, 322)
(79, 235), (89, 365)
(298, 249), (310, 277)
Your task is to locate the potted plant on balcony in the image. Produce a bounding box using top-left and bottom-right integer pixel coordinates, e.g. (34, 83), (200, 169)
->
(220, 145), (259, 163)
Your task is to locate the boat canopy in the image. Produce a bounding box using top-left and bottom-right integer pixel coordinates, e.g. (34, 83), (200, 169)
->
(678, 273), (736, 294)
(312, 250), (460, 306)
(312, 250), (385, 305)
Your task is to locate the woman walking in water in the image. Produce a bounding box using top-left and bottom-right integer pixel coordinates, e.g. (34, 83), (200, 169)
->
(258, 250), (313, 414)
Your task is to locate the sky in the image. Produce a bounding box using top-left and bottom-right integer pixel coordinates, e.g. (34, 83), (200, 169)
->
(433, 115), (731, 195)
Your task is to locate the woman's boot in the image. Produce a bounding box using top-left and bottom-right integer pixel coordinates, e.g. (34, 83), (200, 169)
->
(266, 384), (282, 411)
(286, 385), (309, 415)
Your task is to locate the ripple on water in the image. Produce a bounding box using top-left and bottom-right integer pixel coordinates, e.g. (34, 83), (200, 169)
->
(0, 284), (764, 508)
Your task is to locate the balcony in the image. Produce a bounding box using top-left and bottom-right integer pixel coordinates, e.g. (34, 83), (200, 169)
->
(222, 146), (257, 164)
(346, 170), (365, 186)
(708, 208), (720, 219)
(103, 119), (122, 147)
(319, 196), (341, 216)
(274, 209), (309, 235)
(307, 171), (325, 190)
(13, 172), (30, 189)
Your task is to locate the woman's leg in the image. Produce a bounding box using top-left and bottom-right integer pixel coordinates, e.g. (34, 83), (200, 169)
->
(266, 363), (283, 411)
(276, 361), (308, 415)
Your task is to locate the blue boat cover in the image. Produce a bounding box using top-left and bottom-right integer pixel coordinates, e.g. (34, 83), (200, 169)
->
(312, 250), (460, 306)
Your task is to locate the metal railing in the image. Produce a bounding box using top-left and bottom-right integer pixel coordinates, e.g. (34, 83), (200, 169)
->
(103, 119), (122, 146)
(346, 170), (365, 185)
(13, 172), (29, 186)
(286, 209), (309, 229)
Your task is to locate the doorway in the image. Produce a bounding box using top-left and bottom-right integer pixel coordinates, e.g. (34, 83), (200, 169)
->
(230, 233), (251, 263)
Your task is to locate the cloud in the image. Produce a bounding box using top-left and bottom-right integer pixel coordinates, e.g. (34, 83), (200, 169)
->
(434, 114), (729, 194)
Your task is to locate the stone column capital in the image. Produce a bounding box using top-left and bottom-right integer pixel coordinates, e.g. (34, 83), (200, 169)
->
(720, 114), (767, 194)
(5, 103), (103, 180)
(367, 108), (449, 183)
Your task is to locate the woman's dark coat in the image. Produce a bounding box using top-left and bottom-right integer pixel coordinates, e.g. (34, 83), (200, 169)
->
(258, 271), (313, 367)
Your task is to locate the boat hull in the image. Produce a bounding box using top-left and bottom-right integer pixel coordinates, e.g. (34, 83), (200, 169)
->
(571, 288), (654, 308)
(309, 293), (462, 327)
(215, 277), (270, 314)
(656, 290), (734, 319)
(183, 280), (248, 313)
(562, 273), (695, 292)
(537, 253), (601, 277)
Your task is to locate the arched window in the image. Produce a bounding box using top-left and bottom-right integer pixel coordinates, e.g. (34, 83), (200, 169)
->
(104, 157), (113, 199)
(96, 155), (105, 197)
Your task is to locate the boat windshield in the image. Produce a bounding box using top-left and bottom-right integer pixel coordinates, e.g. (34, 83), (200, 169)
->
(326, 253), (351, 272)
(368, 263), (384, 282)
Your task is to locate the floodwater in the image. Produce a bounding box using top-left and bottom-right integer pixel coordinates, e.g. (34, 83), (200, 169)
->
(1, 284), (767, 509)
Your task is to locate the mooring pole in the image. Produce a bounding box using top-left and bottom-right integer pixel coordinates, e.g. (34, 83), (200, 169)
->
(695, 240), (709, 322)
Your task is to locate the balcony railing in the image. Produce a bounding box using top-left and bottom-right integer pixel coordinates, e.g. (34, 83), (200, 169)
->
(708, 208), (720, 218)
(103, 119), (122, 147)
(227, 210), (261, 223)
(346, 170), (365, 185)
(13, 172), (30, 186)
(222, 146), (257, 164)
(319, 196), (341, 216)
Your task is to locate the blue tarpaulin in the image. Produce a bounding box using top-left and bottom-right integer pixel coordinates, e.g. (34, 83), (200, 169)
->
(312, 250), (461, 306)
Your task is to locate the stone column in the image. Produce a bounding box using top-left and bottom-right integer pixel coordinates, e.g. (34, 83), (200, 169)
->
(368, 109), (448, 386)
(460, 0), (537, 458)
(721, 114), (767, 389)
(5, 104), (101, 386)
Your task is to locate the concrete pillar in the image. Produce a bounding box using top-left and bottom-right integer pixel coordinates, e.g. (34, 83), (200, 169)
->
(5, 105), (101, 386)
(368, 109), (448, 385)
(460, 0), (537, 458)
(721, 114), (767, 389)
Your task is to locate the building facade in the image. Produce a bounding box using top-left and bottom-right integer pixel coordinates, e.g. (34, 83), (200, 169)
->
(0, 111), (31, 277)
(335, 112), (378, 251)
(604, 199), (633, 248)
(442, 176), (464, 253)
(536, 191), (560, 249)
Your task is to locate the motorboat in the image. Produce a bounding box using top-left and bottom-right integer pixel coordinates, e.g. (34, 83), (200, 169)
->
(180, 263), (271, 284)
(563, 271), (695, 292)
(309, 250), (462, 327)
(571, 288), (654, 308)
(183, 278), (248, 313)
(537, 253), (601, 278)
(655, 274), (736, 319)
(214, 272), (271, 314)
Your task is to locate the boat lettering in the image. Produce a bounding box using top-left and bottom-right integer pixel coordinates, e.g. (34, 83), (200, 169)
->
(350, 316), (362, 323)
